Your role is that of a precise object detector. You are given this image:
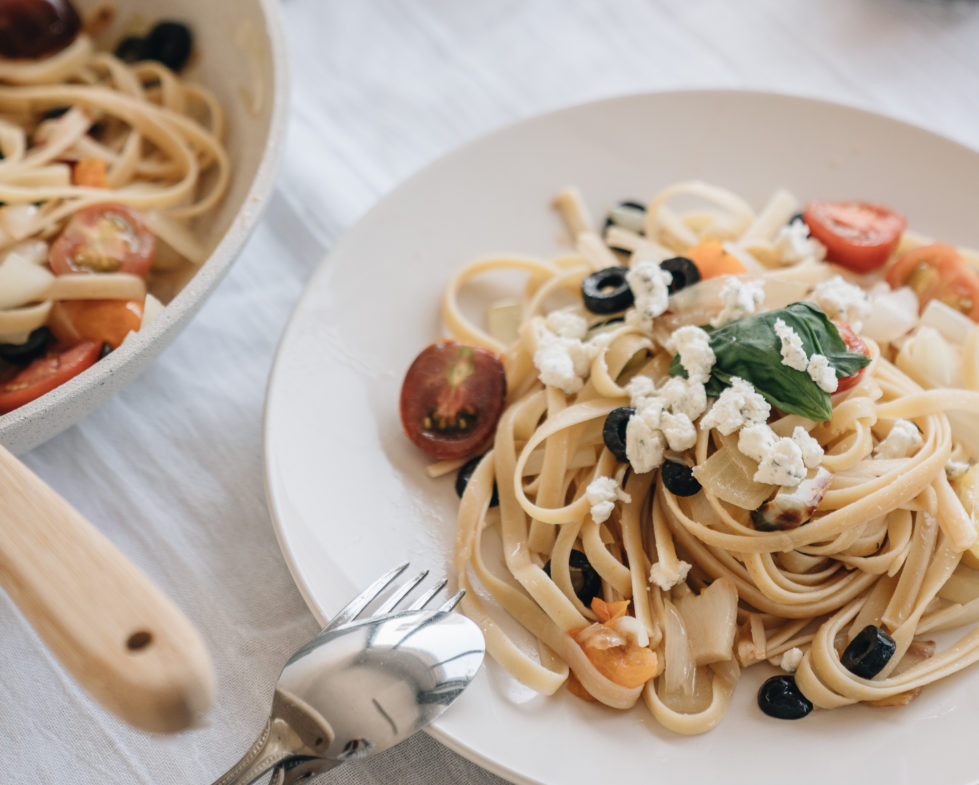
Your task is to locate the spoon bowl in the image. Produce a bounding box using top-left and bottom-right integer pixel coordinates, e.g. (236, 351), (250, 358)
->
(212, 606), (484, 785)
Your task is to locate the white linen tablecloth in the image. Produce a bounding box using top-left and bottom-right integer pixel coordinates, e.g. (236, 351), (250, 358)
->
(5, 0), (979, 782)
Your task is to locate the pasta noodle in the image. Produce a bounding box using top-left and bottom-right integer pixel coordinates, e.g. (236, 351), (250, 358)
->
(0, 21), (228, 350)
(417, 180), (979, 734)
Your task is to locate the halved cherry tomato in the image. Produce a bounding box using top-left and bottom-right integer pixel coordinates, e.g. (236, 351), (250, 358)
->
(49, 298), (144, 349)
(803, 201), (906, 273)
(884, 243), (979, 322)
(49, 203), (156, 277)
(0, 340), (100, 414)
(400, 341), (506, 460)
(832, 319), (871, 393)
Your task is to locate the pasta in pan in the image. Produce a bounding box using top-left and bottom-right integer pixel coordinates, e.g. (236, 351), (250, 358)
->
(400, 180), (979, 733)
(0, 5), (228, 411)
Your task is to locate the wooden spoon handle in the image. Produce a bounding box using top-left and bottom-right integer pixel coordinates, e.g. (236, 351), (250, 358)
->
(0, 444), (213, 732)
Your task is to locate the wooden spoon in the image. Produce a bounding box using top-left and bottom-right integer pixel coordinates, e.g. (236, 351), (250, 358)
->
(0, 443), (213, 732)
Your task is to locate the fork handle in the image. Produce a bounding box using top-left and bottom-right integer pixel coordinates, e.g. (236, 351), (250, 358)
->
(0, 444), (213, 732)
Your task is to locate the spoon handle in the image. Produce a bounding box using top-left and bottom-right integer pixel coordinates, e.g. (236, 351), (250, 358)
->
(0, 444), (213, 732)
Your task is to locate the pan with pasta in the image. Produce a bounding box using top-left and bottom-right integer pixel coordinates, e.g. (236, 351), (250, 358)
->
(399, 180), (979, 734)
(0, 0), (231, 416)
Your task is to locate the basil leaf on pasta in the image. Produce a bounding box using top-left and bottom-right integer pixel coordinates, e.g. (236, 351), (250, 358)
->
(670, 302), (871, 421)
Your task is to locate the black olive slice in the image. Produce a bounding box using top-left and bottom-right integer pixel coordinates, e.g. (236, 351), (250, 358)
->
(841, 625), (896, 679)
(582, 266), (634, 315)
(757, 675), (813, 720)
(544, 549), (602, 607)
(659, 256), (701, 294)
(661, 460), (701, 497)
(455, 454), (498, 507)
(603, 200), (647, 252)
(142, 21), (193, 72)
(602, 406), (635, 462)
(0, 327), (51, 365)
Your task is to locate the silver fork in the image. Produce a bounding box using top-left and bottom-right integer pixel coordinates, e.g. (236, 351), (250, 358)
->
(321, 561), (464, 632)
(211, 563), (466, 785)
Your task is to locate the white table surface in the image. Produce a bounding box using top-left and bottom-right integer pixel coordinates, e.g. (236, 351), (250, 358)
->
(5, 0), (979, 782)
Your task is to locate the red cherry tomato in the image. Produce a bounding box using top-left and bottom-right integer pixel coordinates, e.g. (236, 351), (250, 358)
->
(884, 243), (979, 322)
(0, 340), (100, 414)
(400, 341), (506, 460)
(49, 204), (156, 277)
(832, 319), (870, 394)
(803, 201), (906, 273)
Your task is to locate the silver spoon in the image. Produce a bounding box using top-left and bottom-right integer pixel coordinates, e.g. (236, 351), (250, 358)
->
(211, 567), (484, 785)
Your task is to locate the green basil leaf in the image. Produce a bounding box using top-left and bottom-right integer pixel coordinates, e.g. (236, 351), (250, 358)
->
(669, 301), (871, 421)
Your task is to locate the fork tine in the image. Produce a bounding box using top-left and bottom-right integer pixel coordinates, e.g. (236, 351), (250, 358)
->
(374, 570), (429, 616)
(437, 589), (466, 612)
(406, 577), (448, 611)
(324, 561), (409, 631)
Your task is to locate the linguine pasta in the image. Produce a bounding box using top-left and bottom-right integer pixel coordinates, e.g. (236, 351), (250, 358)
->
(425, 181), (979, 734)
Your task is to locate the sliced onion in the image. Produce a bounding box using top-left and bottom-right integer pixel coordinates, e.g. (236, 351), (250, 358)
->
(896, 325), (962, 389)
(661, 600), (695, 696)
(919, 298), (976, 345)
(862, 286), (919, 345)
(674, 577), (738, 665)
(693, 443), (774, 510)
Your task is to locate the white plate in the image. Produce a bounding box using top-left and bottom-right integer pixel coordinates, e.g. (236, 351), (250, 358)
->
(263, 90), (979, 785)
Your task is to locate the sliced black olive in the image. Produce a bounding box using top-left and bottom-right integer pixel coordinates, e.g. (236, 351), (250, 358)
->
(0, 0), (81, 59)
(455, 454), (498, 507)
(113, 35), (145, 63)
(0, 327), (51, 365)
(757, 675), (813, 720)
(602, 406), (634, 462)
(582, 266), (634, 315)
(603, 200), (647, 252)
(142, 21), (193, 72)
(544, 549), (602, 607)
(841, 625), (896, 679)
(661, 460), (701, 497)
(788, 212), (805, 226)
(659, 256), (701, 294)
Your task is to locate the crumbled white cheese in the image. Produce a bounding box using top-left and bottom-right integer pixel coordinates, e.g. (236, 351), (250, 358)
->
(811, 275), (871, 332)
(671, 325), (715, 384)
(700, 377), (771, 435)
(585, 476), (632, 524)
(658, 376), (708, 421)
(774, 317), (809, 372)
(947, 461), (972, 482)
(532, 316), (600, 394)
(773, 220), (826, 265)
(711, 276), (765, 328)
(754, 438), (806, 487)
(791, 426), (824, 468)
(807, 353), (838, 393)
(738, 423), (778, 463)
(625, 374), (657, 407)
(625, 261), (672, 331)
(661, 411), (697, 451)
(545, 310), (588, 340)
(649, 560), (692, 591)
(779, 647), (804, 673)
(626, 414), (666, 474)
(873, 419), (924, 459)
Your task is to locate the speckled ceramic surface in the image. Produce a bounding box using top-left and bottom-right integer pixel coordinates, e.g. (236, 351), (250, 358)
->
(0, 0), (288, 455)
